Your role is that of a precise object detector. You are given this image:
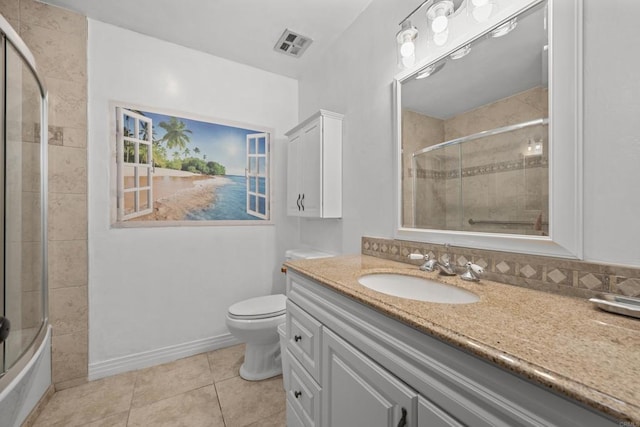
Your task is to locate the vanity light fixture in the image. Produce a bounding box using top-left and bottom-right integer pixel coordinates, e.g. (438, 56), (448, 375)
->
(427, 0), (454, 46)
(490, 18), (518, 38)
(396, 20), (419, 68)
(396, 0), (463, 66)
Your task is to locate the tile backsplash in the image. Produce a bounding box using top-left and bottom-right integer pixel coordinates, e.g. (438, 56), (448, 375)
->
(362, 236), (640, 299)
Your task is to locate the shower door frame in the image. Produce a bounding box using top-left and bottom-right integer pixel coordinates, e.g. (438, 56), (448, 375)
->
(0, 13), (49, 390)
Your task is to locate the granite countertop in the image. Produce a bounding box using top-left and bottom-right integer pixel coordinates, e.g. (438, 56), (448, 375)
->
(284, 254), (640, 424)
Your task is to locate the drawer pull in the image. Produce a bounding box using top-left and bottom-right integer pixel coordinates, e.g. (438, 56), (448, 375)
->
(294, 335), (302, 342)
(294, 390), (302, 399)
(397, 407), (407, 427)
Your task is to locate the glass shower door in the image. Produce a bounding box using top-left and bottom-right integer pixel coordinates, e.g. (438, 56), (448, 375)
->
(1, 37), (46, 373)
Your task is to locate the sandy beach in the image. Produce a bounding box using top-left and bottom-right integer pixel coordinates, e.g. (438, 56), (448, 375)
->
(128, 168), (231, 221)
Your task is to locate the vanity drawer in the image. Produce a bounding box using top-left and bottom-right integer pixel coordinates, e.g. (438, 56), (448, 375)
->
(286, 349), (322, 427)
(287, 300), (322, 381)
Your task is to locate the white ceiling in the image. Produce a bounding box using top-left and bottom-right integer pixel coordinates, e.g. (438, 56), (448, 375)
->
(40, 0), (373, 78)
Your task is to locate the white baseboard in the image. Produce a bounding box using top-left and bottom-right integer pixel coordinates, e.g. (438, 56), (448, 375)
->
(88, 333), (242, 381)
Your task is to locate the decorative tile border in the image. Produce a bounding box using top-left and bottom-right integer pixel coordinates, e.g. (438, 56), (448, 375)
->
(362, 236), (640, 299)
(410, 156), (548, 181)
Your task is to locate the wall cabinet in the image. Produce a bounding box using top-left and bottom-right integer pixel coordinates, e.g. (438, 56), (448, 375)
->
(286, 110), (343, 218)
(284, 270), (618, 427)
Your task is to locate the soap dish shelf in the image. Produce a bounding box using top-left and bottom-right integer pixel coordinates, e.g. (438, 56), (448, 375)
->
(589, 293), (640, 319)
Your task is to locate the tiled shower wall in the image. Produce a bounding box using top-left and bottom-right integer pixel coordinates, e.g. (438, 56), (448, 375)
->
(403, 87), (549, 235)
(362, 236), (640, 299)
(0, 0), (88, 390)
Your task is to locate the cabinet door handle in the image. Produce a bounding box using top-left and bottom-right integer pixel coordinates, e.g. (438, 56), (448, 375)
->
(294, 390), (302, 399)
(301, 193), (305, 211)
(294, 335), (302, 342)
(296, 194), (301, 210)
(397, 408), (407, 427)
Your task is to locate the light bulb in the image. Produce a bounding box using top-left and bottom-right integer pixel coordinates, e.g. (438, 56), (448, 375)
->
(472, 4), (493, 22)
(433, 31), (448, 46)
(401, 55), (415, 68)
(535, 143), (542, 150)
(527, 145), (532, 152)
(400, 41), (415, 57)
(431, 15), (448, 33)
(472, 0), (488, 6)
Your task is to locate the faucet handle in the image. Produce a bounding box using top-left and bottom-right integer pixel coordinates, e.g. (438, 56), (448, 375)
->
(468, 262), (484, 275)
(461, 262), (483, 282)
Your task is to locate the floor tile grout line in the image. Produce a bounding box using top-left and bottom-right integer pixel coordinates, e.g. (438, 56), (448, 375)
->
(213, 380), (229, 427)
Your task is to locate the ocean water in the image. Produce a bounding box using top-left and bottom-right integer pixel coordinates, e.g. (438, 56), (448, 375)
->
(185, 175), (265, 221)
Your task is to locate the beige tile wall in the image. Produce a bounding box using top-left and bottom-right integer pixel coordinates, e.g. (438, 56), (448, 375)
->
(0, 0), (89, 389)
(402, 87), (549, 234)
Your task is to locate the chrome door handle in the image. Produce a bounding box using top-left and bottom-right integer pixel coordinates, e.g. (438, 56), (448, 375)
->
(301, 193), (305, 211)
(296, 194), (301, 210)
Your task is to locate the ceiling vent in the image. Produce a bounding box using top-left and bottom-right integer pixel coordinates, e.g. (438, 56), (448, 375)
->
(274, 29), (312, 58)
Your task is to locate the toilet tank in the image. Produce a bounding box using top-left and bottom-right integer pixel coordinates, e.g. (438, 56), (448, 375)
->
(285, 248), (334, 261)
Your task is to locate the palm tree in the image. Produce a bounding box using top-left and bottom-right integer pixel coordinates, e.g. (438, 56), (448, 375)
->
(203, 154), (207, 161)
(158, 117), (192, 152)
(184, 147), (191, 158)
(194, 147), (201, 155)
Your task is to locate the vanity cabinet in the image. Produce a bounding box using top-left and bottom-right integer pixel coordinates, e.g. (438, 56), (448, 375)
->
(284, 270), (618, 427)
(286, 110), (343, 218)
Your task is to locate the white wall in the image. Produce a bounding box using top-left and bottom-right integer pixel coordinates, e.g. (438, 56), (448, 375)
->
(297, 0), (640, 267)
(87, 20), (298, 368)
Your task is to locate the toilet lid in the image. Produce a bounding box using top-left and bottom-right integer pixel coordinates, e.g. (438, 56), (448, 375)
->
(228, 294), (287, 319)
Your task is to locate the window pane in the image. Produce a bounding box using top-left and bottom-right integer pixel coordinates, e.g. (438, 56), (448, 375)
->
(139, 144), (149, 164)
(124, 191), (136, 215)
(249, 195), (256, 211)
(139, 168), (150, 187)
(258, 157), (266, 174)
(249, 158), (256, 173)
(123, 166), (136, 189)
(248, 139), (256, 154)
(258, 196), (266, 214)
(123, 141), (136, 163)
(258, 137), (266, 154)
(140, 190), (150, 210)
(249, 176), (256, 192)
(258, 177), (266, 195)
(139, 120), (150, 141)
(123, 115), (135, 137)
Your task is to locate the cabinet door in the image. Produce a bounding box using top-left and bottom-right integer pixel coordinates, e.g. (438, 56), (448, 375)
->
(418, 395), (463, 427)
(300, 120), (322, 217)
(322, 329), (417, 427)
(287, 133), (302, 216)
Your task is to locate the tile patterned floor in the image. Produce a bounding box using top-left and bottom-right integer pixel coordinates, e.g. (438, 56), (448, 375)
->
(33, 344), (286, 427)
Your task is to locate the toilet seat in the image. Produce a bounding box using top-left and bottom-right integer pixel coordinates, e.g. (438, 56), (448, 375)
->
(227, 294), (286, 320)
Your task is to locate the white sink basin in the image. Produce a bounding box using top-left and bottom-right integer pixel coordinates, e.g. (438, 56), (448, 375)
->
(358, 274), (479, 304)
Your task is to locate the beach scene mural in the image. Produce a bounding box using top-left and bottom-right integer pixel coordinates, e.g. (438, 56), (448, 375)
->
(117, 107), (269, 222)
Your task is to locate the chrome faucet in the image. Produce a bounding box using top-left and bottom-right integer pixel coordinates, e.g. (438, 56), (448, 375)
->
(408, 251), (456, 276)
(460, 262), (484, 282)
(432, 253), (456, 276)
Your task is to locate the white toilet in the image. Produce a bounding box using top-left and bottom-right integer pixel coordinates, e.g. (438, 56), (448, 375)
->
(226, 249), (332, 381)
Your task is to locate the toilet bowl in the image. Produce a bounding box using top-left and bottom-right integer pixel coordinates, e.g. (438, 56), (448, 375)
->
(226, 294), (287, 381)
(226, 248), (334, 382)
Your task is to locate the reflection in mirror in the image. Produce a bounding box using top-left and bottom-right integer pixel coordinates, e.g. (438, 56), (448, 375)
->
(401, 2), (548, 236)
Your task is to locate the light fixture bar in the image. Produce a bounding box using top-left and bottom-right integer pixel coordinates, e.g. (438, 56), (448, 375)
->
(399, 0), (435, 26)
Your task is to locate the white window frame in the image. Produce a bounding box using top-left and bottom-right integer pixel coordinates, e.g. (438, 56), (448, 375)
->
(246, 133), (270, 220)
(116, 107), (154, 221)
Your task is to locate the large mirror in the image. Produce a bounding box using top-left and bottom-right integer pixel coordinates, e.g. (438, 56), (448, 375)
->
(395, 0), (583, 258)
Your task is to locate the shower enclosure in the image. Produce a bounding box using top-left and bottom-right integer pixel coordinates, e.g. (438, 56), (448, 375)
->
(0, 13), (50, 427)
